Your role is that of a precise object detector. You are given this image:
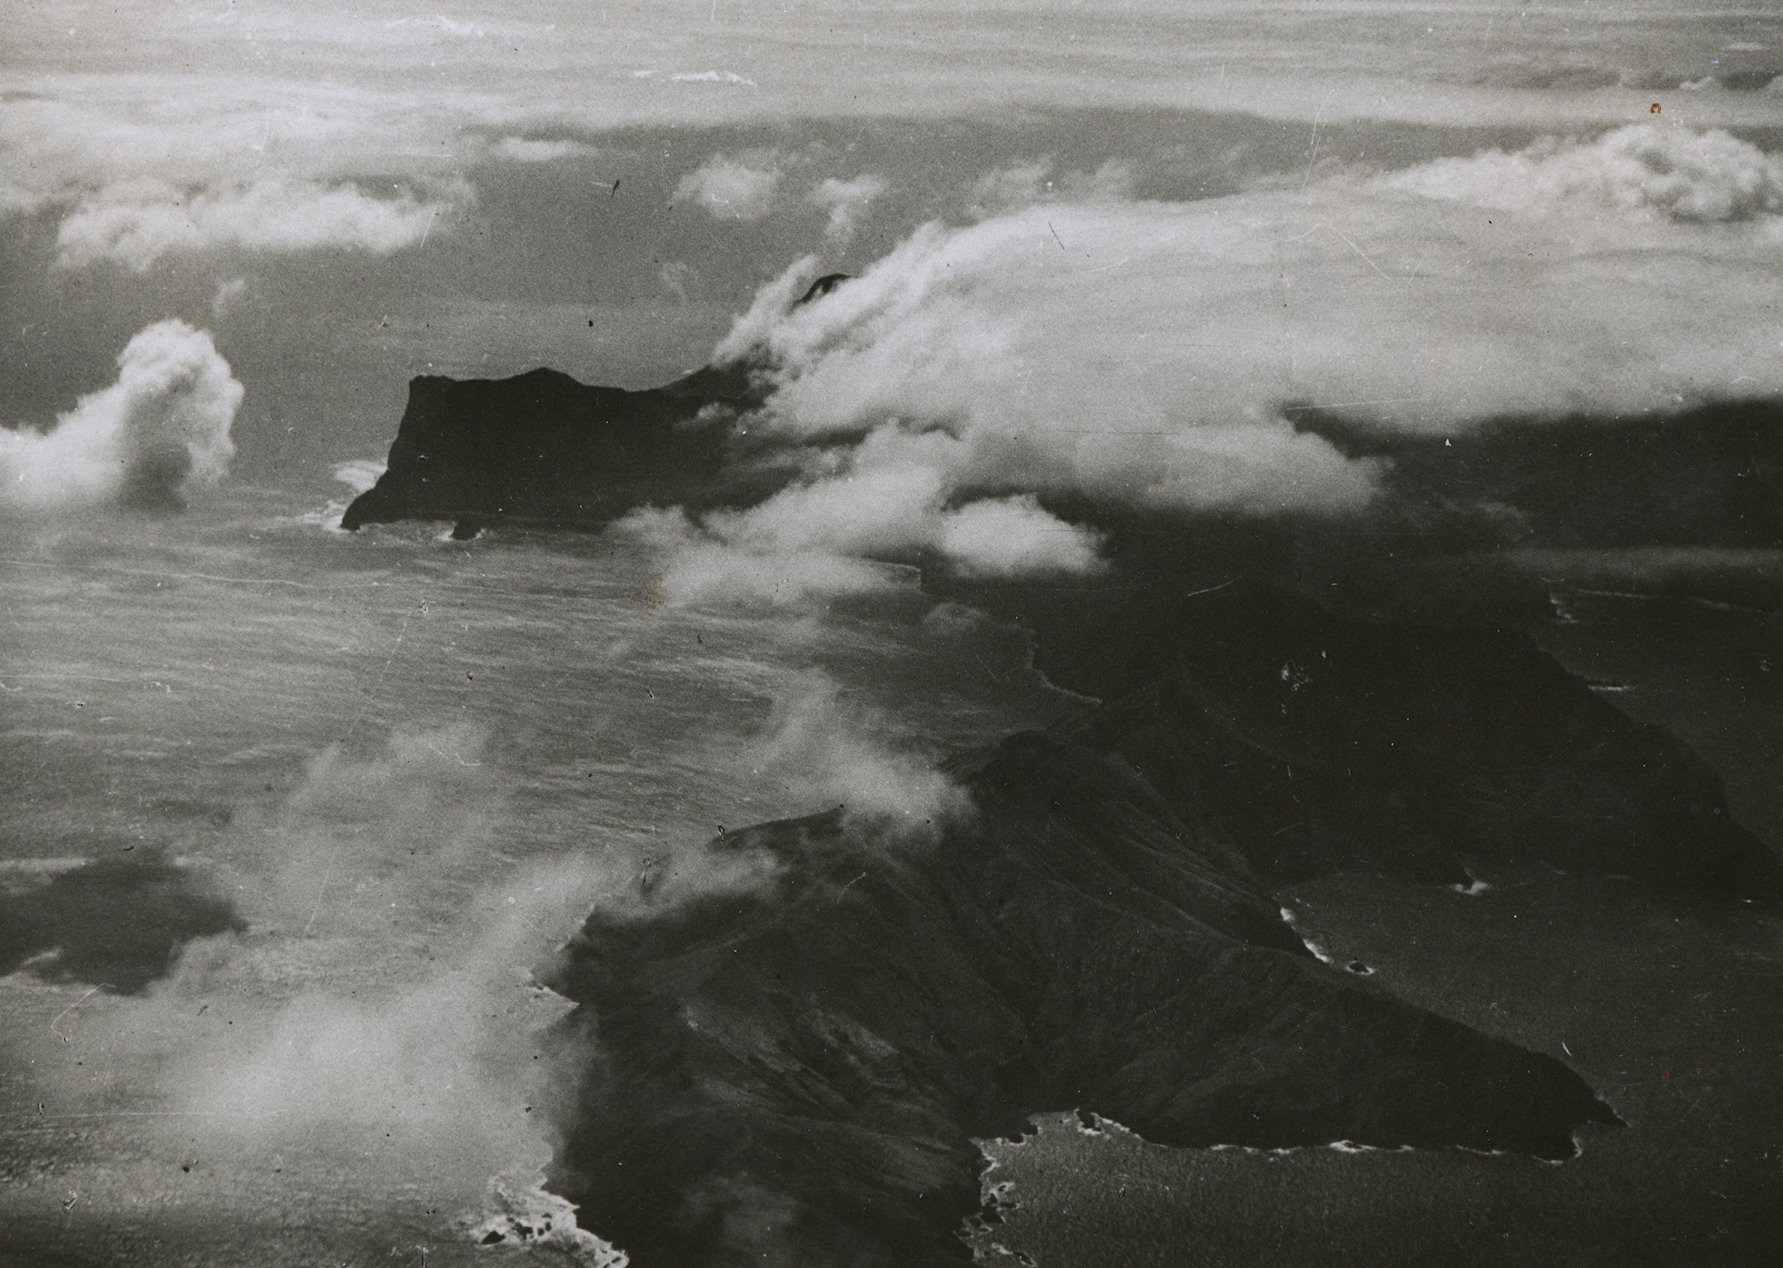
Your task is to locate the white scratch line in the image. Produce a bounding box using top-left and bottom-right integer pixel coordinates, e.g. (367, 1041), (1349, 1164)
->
(1182, 576), (1241, 600)
(51, 987), (102, 1043)
(1317, 220), (1392, 278)
(302, 865), (333, 937)
(1302, 88), (1336, 189)
(424, 741), (482, 767)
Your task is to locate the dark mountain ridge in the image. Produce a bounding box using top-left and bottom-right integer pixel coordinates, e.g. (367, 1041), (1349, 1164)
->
(538, 584), (1778, 1265)
(543, 734), (1619, 1266)
(1289, 395), (1783, 550)
(987, 578), (1783, 895)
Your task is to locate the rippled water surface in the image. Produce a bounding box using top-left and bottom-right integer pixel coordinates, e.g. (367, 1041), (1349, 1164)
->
(0, 487), (1065, 1264)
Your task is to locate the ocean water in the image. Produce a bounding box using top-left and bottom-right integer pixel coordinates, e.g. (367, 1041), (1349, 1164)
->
(0, 483), (1067, 1264)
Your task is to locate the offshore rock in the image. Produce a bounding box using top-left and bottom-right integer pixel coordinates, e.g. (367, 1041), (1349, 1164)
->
(339, 361), (791, 537)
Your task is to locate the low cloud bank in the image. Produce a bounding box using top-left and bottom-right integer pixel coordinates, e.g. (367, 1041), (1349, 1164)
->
(620, 473), (1102, 607)
(1385, 123), (1783, 223)
(683, 124), (1783, 591)
(0, 319), (242, 513)
(705, 452), (1108, 579)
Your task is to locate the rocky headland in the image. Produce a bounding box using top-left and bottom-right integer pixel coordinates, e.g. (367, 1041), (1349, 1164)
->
(338, 361), (794, 538)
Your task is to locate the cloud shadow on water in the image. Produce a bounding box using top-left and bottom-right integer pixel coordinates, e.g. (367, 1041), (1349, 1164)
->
(0, 851), (246, 995)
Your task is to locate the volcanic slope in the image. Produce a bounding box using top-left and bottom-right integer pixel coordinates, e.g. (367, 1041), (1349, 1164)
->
(545, 776), (1618, 1263)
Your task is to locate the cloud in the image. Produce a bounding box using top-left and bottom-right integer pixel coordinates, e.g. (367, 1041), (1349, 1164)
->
(1385, 123), (1783, 223)
(673, 152), (783, 220)
(0, 85), (481, 227)
(710, 454), (951, 557)
(267, 722), (498, 894)
(620, 428), (1109, 603)
(704, 433), (1109, 577)
(808, 173), (888, 245)
(173, 853), (626, 1254)
(5, 3), (1783, 230)
(965, 158), (1135, 219)
(966, 160), (1058, 218)
(488, 136), (601, 163)
(1, 318), (242, 513)
(659, 258), (697, 302)
(741, 673), (967, 826)
(617, 506), (905, 606)
(8, 719), (629, 1255)
(939, 494), (1109, 579)
(209, 276), (248, 317)
(710, 126), (1783, 546)
(55, 174), (465, 270)
(714, 223), (1391, 518)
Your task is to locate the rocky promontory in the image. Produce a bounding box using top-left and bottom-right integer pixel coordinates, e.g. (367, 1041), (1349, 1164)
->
(341, 276), (855, 538)
(339, 361), (791, 538)
(1020, 579), (1783, 897)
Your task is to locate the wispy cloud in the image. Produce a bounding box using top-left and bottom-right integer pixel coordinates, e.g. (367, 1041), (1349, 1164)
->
(673, 151), (784, 220)
(487, 136), (601, 163)
(808, 173), (888, 246)
(965, 158), (1135, 219)
(54, 174), (467, 270)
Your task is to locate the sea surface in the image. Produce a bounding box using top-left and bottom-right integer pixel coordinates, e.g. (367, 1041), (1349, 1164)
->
(0, 482), (1067, 1265)
(3, 484), (1781, 1265)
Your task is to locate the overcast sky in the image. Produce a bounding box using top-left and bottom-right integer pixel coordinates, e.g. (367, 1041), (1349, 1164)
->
(4, 2), (1781, 505)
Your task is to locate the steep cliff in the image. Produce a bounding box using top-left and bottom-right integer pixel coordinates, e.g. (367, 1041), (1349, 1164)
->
(340, 361), (789, 537)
